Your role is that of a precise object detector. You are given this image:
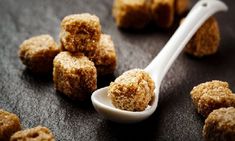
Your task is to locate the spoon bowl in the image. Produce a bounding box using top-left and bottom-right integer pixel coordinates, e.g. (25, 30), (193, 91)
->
(91, 87), (159, 123)
(91, 0), (228, 123)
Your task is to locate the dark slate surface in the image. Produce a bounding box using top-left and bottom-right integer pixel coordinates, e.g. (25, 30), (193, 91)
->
(0, 0), (235, 140)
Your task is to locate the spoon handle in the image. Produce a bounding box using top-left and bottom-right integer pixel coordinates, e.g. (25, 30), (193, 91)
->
(145, 0), (228, 86)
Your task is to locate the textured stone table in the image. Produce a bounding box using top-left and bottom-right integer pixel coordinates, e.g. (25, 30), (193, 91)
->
(0, 0), (235, 140)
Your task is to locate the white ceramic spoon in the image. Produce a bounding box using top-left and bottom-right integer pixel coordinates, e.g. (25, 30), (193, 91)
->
(91, 0), (228, 123)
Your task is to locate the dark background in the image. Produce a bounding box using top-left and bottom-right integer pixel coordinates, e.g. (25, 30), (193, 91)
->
(0, 0), (234, 140)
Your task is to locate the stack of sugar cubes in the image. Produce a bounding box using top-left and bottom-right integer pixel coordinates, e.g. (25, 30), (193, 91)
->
(54, 13), (117, 100)
(18, 13), (117, 101)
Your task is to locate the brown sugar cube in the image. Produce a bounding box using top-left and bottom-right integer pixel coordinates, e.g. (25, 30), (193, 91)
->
(174, 0), (189, 15)
(86, 34), (117, 76)
(198, 91), (235, 117)
(60, 13), (101, 52)
(0, 109), (21, 141)
(10, 126), (55, 141)
(108, 69), (155, 111)
(18, 34), (60, 74)
(203, 107), (235, 141)
(190, 80), (235, 117)
(190, 80), (230, 109)
(184, 17), (220, 57)
(112, 0), (151, 29)
(150, 0), (175, 28)
(53, 51), (97, 100)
